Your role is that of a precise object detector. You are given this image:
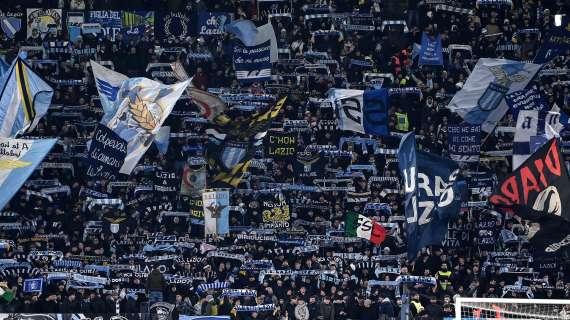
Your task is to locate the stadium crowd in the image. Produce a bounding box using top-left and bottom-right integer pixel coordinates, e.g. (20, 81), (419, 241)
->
(1, 0), (570, 319)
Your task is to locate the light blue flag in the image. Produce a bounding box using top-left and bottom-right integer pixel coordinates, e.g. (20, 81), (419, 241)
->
(447, 58), (541, 132)
(90, 60), (128, 124)
(225, 20), (258, 46)
(0, 138), (57, 211)
(0, 58), (53, 137)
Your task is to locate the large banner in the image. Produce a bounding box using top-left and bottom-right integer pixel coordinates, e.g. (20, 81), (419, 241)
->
(329, 89), (389, 136)
(0, 138), (57, 211)
(264, 132), (296, 160)
(121, 10), (154, 40)
(156, 12), (192, 40)
(66, 11), (85, 42)
(154, 170), (178, 194)
(85, 124), (127, 181)
(259, 193), (290, 228)
(398, 133), (463, 260)
(419, 32), (443, 65)
(202, 189), (230, 236)
(447, 123), (481, 162)
(26, 9), (62, 39)
(87, 11), (122, 41)
(447, 59), (541, 132)
(491, 139), (570, 221)
(505, 88), (549, 118)
(234, 40), (272, 83)
(0, 9), (25, 40)
(198, 12), (230, 36)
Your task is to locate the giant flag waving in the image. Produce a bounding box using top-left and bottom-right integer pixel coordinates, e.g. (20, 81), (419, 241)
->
(398, 133), (464, 260)
(0, 138), (57, 210)
(103, 78), (190, 174)
(90, 60), (128, 123)
(447, 59), (541, 132)
(329, 89), (389, 136)
(491, 138), (570, 221)
(0, 58), (53, 138)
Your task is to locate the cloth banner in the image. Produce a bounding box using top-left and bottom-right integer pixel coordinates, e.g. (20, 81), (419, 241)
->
(198, 12), (231, 36)
(86, 124), (127, 181)
(234, 40), (272, 83)
(0, 10), (25, 40)
(156, 12), (192, 40)
(264, 132), (296, 159)
(447, 123), (481, 162)
(154, 170), (178, 194)
(26, 9), (62, 39)
(180, 163), (206, 196)
(259, 193), (290, 228)
(87, 11), (122, 41)
(534, 22), (570, 63)
(419, 33), (443, 65)
(203, 190), (230, 236)
(505, 89), (549, 118)
(120, 11), (154, 40)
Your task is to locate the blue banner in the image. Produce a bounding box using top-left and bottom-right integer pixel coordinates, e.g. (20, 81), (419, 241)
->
(505, 88), (549, 118)
(398, 133), (463, 260)
(198, 12), (230, 36)
(447, 123), (481, 162)
(87, 10), (122, 41)
(419, 33), (443, 65)
(233, 40), (272, 84)
(121, 10), (154, 40)
(23, 278), (43, 293)
(534, 23), (570, 63)
(86, 124), (127, 181)
(363, 89), (389, 136)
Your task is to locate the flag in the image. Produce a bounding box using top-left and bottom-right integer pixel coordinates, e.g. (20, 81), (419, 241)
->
(181, 163), (206, 196)
(447, 59), (541, 132)
(513, 111), (567, 170)
(345, 211), (386, 245)
(419, 32), (443, 65)
(226, 20), (277, 62)
(202, 189), (230, 236)
(534, 22), (570, 63)
(490, 139), (570, 221)
(0, 57), (8, 78)
(187, 88), (229, 125)
(0, 286), (14, 302)
(0, 138), (56, 211)
(0, 58), (53, 137)
(505, 204), (570, 256)
(398, 133), (463, 260)
(395, 112), (409, 132)
(329, 89), (390, 136)
(90, 60), (128, 122)
(23, 278), (43, 293)
(103, 77), (190, 174)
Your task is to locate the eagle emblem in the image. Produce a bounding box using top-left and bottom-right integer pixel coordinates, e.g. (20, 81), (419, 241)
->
(205, 201), (227, 218)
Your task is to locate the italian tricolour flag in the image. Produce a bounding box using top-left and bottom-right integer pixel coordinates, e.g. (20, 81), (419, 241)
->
(345, 211), (387, 245)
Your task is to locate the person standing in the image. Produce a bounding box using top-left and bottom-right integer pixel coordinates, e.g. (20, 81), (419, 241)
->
(146, 266), (166, 306)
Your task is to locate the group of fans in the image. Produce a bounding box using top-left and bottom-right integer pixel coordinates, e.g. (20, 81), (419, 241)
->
(1, 0), (570, 319)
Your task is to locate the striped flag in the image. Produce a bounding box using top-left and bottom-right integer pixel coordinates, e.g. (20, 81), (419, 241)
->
(0, 58), (53, 137)
(345, 211), (387, 245)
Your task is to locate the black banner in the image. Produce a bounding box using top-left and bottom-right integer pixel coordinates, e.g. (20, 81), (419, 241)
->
(156, 11), (192, 41)
(265, 132), (297, 159)
(85, 124), (127, 181)
(259, 193), (290, 228)
(154, 170), (178, 194)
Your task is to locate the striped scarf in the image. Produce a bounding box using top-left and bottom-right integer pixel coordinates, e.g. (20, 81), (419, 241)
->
(85, 198), (124, 211)
(235, 304), (276, 312)
(196, 281), (229, 293)
(434, 4), (473, 15)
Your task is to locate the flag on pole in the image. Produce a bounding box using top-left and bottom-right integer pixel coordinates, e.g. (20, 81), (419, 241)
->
(0, 57), (53, 137)
(345, 211), (387, 245)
